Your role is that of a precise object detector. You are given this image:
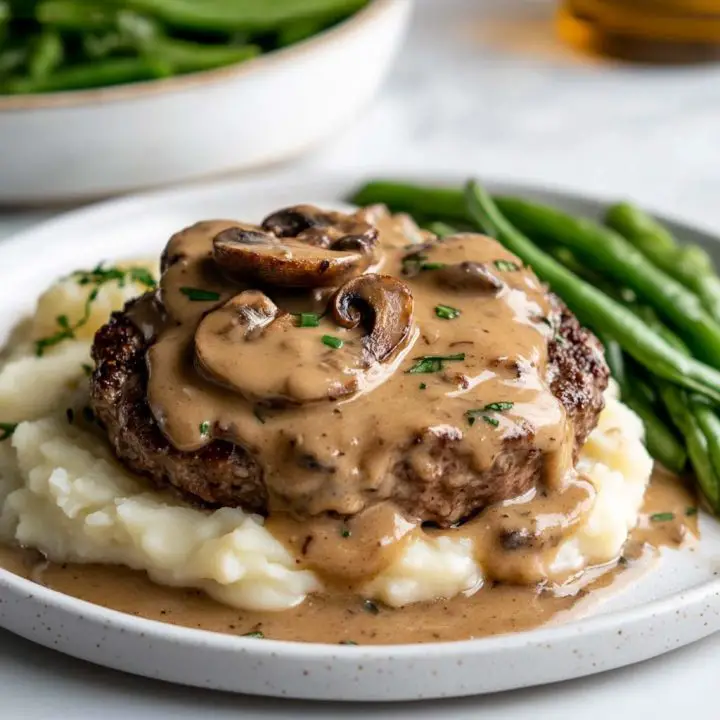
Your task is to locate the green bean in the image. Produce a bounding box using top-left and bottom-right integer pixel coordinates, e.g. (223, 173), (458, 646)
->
(606, 202), (720, 324)
(660, 383), (720, 509)
(351, 181), (468, 224)
(277, 18), (326, 47)
(465, 180), (720, 404)
(28, 29), (62, 78)
(125, 0), (368, 32)
(495, 197), (720, 367)
(37, 1), (118, 31)
(594, 330), (686, 473)
(149, 37), (259, 73)
(2, 55), (170, 92)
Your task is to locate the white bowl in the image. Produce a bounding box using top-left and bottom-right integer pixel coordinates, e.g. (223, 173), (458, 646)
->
(0, 0), (411, 205)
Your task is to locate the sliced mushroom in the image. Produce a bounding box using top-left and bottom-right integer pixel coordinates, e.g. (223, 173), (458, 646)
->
(194, 279), (415, 406)
(261, 204), (378, 250)
(213, 226), (376, 288)
(435, 262), (505, 293)
(194, 291), (361, 405)
(331, 274), (415, 363)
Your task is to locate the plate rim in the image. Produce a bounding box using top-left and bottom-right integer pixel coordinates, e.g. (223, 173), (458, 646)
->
(1, 170), (719, 661)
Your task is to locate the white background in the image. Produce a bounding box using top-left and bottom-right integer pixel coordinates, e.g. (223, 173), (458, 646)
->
(2, 0), (720, 715)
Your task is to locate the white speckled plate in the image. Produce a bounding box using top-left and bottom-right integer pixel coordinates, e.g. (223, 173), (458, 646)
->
(1, 174), (720, 702)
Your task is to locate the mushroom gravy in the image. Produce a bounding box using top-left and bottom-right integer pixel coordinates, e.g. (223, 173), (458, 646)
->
(0, 466), (697, 644)
(136, 205), (572, 524)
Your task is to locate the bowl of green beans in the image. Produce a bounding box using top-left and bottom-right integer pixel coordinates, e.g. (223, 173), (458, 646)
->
(0, 0), (411, 203)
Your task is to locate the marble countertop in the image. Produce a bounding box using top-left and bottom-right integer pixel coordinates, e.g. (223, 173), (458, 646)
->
(2, 0), (720, 716)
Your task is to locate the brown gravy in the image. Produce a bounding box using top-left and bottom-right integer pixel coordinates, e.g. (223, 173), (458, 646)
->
(0, 467), (698, 645)
(140, 207), (571, 521)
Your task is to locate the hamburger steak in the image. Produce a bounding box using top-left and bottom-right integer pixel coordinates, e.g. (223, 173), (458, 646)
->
(90, 205), (609, 526)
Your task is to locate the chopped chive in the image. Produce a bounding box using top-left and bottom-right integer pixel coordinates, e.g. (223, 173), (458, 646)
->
(465, 402), (513, 427)
(401, 252), (446, 275)
(243, 631), (264, 639)
(340, 526), (351, 538)
(0, 422), (18, 441)
(339, 640), (358, 646)
(180, 287), (221, 302)
(363, 600), (380, 615)
(322, 335), (344, 350)
(419, 383), (427, 390)
(650, 512), (675, 522)
(406, 353), (465, 374)
(199, 421), (210, 436)
(435, 304), (461, 320)
(483, 401), (514, 412)
(296, 312), (321, 328)
(129, 267), (157, 289)
(494, 259), (520, 272)
(420, 262), (446, 271)
(686, 506), (698, 516)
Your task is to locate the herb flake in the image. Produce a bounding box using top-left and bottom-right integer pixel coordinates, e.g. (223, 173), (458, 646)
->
(296, 312), (321, 328)
(180, 287), (221, 302)
(0, 422), (18, 441)
(199, 421), (210, 436)
(339, 640), (358, 646)
(243, 631), (264, 639)
(494, 259), (520, 272)
(322, 335), (344, 350)
(435, 304), (461, 320)
(406, 353), (465, 374)
(686, 506), (698, 517)
(650, 512), (675, 522)
(466, 401), (514, 427)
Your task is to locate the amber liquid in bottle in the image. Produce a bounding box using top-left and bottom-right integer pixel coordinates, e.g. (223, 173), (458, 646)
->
(558, 0), (720, 62)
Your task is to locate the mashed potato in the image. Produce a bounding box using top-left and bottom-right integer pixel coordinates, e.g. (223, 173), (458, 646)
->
(0, 268), (654, 612)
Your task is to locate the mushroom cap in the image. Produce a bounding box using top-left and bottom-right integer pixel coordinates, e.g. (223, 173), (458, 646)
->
(213, 227), (373, 288)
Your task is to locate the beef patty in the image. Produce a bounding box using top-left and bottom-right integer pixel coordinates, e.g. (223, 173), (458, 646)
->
(91, 292), (608, 526)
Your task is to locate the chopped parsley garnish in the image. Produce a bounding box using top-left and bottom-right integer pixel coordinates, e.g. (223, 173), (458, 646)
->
(296, 312), (321, 328)
(35, 288), (98, 357)
(199, 421), (210, 436)
(435, 304), (461, 320)
(180, 287), (221, 302)
(419, 382), (427, 390)
(340, 526), (351, 538)
(363, 600), (380, 615)
(0, 422), (18, 441)
(483, 401), (514, 412)
(322, 335), (344, 350)
(406, 353), (465, 374)
(339, 639), (358, 646)
(421, 261), (446, 271)
(243, 631), (264, 639)
(35, 263), (156, 357)
(686, 506), (698, 517)
(650, 512), (675, 522)
(494, 259), (520, 272)
(466, 402), (514, 427)
(128, 268), (157, 289)
(81, 363), (93, 377)
(401, 252), (446, 275)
